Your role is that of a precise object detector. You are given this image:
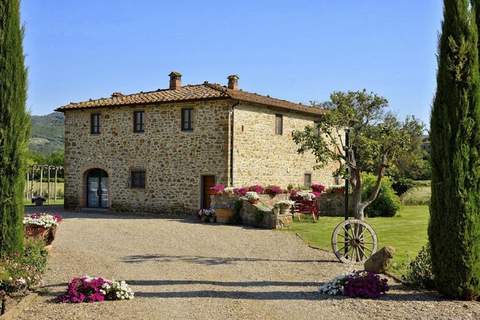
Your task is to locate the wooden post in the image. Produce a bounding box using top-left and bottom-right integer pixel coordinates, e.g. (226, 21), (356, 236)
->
(54, 167), (58, 202)
(47, 166), (51, 204)
(30, 166), (34, 199)
(39, 166), (43, 197)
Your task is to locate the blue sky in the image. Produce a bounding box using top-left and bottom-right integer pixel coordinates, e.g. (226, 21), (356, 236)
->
(22, 0), (442, 125)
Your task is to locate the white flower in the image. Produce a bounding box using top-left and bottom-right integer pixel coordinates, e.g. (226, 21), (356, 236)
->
(244, 191), (259, 201)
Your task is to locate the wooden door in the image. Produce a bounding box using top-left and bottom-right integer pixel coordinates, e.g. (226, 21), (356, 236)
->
(201, 175), (216, 209)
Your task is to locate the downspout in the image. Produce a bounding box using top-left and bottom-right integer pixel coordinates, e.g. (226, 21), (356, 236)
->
(229, 100), (240, 187)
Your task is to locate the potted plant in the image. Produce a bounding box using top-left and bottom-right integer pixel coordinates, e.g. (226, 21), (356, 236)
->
(197, 208), (215, 222)
(23, 213), (62, 245)
(244, 191), (260, 204)
(209, 184), (225, 195)
(273, 200), (295, 215)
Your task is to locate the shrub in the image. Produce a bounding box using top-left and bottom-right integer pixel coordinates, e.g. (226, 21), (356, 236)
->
(362, 174), (400, 217)
(233, 187), (248, 197)
(248, 185), (264, 194)
(343, 271), (389, 298)
(231, 200), (243, 224)
(391, 178), (415, 196)
(58, 276), (134, 303)
(403, 244), (434, 289)
(0, 238), (48, 293)
(400, 186), (430, 206)
(311, 183), (326, 193)
(265, 185), (284, 196)
(209, 184), (225, 194)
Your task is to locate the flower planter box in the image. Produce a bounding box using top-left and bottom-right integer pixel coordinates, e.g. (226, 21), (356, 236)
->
(215, 208), (234, 224)
(24, 225), (57, 245)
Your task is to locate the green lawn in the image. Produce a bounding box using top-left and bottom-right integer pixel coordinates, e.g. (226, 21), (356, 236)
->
(286, 205), (429, 276)
(24, 198), (64, 206)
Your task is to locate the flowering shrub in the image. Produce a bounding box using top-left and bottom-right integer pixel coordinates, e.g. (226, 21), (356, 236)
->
(248, 185), (264, 194)
(223, 187), (235, 194)
(319, 274), (348, 296)
(209, 184), (225, 194)
(265, 185), (284, 196)
(233, 187), (248, 197)
(23, 213), (62, 228)
(327, 185), (345, 194)
(311, 183), (326, 197)
(58, 276), (134, 303)
(319, 271), (388, 299)
(343, 271), (389, 298)
(244, 191), (260, 202)
(101, 280), (135, 300)
(0, 239), (48, 294)
(197, 208), (215, 218)
(295, 191), (316, 201)
(311, 183), (326, 193)
(273, 200), (295, 209)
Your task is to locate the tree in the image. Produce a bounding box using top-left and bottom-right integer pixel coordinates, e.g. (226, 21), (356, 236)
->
(292, 90), (423, 220)
(0, 0), (30, 256)
(430, 0), (480, 299)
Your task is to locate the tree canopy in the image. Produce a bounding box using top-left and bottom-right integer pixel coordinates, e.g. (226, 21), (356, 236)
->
(293, 90), (424, 219)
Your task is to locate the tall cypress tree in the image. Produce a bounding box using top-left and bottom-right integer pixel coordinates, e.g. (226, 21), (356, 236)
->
(0, 0), (29, 256)
(430, 0), (480, 299)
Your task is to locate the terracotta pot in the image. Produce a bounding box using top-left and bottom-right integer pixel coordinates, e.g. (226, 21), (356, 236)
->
(249, 199), (259, 205)
(24, 225), (49, 241)
(215, 208), (234, 224)
(46, 225), (57, 245)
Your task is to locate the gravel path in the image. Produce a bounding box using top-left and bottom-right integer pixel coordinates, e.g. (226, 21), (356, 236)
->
(18, 207), (480, 320)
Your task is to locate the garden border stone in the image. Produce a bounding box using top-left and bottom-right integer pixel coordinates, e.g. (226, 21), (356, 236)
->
(0, 293), (38, 320)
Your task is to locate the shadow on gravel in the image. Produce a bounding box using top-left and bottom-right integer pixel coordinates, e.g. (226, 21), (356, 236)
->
(135, 290), (321, 300)
(126, 279), (321, 287)
(133, 289), (442, 302)
(121, 254), (337, 265)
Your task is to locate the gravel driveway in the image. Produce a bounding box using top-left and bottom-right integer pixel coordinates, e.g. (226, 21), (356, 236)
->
(18, 207), (480, 320)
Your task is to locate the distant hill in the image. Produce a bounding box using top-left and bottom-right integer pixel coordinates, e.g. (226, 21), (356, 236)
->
(29, 112), (64, 155)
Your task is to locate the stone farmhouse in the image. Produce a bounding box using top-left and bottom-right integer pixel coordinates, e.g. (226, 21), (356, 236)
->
(57, 72), (339, 213)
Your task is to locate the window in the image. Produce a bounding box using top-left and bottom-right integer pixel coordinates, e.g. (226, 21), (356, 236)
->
(90, 113), (100, 134)
(304, 173), (312, 188)
(275, 114), (283, 135)
(130, 170), (146, 189)
(133, 111), (144, 133)
(181, 108), (193, 131)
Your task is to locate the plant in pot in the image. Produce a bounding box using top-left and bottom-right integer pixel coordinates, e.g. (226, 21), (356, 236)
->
(244, 191), (260, 204)
(209, 184), (225, 195)
(23, 213), (63, 245)
(265, 185), (284, 197)
(273, 200), (295, 215)
(197, 208), (215, 222)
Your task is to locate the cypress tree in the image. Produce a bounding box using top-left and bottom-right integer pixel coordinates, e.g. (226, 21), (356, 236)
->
(430, 0), (480, 299)
(0, 0), (29, 256)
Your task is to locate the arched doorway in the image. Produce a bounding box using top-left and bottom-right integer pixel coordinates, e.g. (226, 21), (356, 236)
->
(86, 169), (109, 208)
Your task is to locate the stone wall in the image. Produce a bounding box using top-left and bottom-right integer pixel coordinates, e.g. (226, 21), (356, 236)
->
(317, 193), (355, 217)
(64, 100), (231, 213)
(64, 98), (340, 214)
(232, 104), (339, 188)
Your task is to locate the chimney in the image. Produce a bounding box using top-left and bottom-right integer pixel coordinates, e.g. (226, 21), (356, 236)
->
(227, 74), (239, 90)
(169, 71), (182, 90)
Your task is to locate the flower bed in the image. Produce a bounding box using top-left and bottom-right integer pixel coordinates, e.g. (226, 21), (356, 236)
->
(319, 271), (389, 298)
(0, 239), (48, 295)
(58, 276), (134, 303)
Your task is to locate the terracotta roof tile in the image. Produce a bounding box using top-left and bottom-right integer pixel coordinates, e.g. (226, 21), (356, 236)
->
(56, 83), (325, 116)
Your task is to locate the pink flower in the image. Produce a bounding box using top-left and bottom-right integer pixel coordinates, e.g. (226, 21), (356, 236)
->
(248, 185), (264, 194)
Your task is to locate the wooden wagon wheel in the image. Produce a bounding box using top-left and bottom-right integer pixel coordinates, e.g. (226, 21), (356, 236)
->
(331, 219), (377, 263)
